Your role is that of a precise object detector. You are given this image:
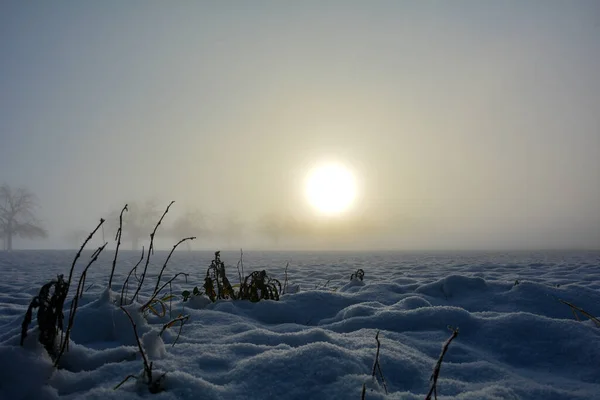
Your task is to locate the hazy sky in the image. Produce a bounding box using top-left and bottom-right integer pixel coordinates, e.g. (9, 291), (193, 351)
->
(1, 1), (599, 250)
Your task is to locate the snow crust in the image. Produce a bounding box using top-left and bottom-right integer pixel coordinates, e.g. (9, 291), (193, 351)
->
(0, 250), (599, 399)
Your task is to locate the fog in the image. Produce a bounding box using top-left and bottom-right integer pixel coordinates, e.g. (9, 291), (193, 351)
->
(1, 1), (599, 250)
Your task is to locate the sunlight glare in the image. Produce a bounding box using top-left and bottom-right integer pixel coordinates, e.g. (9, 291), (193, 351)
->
(305, 162), (357, 215)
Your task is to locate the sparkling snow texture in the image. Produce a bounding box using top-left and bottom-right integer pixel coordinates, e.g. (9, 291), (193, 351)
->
(0, 250), (599, 399)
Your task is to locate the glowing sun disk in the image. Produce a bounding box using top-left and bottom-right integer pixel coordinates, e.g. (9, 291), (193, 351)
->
(305, 163), (357, 215)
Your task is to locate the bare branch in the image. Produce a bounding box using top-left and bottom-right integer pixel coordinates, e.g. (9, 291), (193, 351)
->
(140, 272), (188, 312)
(153, 236), (196, 295)
(109, 204), (128, 289)
(370, 331), (387, 394)
(66, 219), (105, 290)
(56, 218), (104, 348)
(114, 375), (137, 390)
(282, 262), (289, 294)
(121, 246), (145, 306)
(426, 327), (459, 400)
(119, 307), (151, 380)
(131, 201), (175, 302)
(559, 299), (600, 327)
(55, 242), (108, 367)
(159, 314), (190, 347)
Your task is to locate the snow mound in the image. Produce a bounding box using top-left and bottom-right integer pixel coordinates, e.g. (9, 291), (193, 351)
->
(416, 274), (488, 299)
(1, 250), (599, 399)
(185, 295), (212, 310)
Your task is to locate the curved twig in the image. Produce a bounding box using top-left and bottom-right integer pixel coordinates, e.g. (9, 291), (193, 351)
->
(55, 242), (108, 366)
(109, 204), (128, 289)
(140, 273), (188, 312)
(119, 307), (151, 381)
(425, 327), (459, 400)
(131, 201), (174, 302)
(66, 219), (105, 290)
(153, 236), (195, 295)
(121, 246), (145, 306)
(159, 314), (189, 347)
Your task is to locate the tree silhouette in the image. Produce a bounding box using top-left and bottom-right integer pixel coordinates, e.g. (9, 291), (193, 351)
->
(0, 184), (48, 251)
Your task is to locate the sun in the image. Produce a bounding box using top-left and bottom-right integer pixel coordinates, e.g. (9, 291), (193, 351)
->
(305, 162), (357, 215)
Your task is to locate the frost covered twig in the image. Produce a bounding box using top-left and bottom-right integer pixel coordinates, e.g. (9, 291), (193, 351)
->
(425, 326), (459, 400)
(370, 330), (387, 394)
(116, 306), (166, 393)
(132, 201), (174, 302)
(56, 242), (107, 366)
(57, 219), (105, 341)
(159, 314), (190, 346)
(114, 374), (137, 390)
(120, 306), (150, 372)
(315, 279), (331, 290)
(140, 273), (189, 314)
(20, 219), (104, 365)
(121, 246), (145, 306)
(66, 219), (105, 291)
(109, 204), (128, 289)
(559, 299), (600, 327)
(282, 262), (289, 294)
(236, 248), (244, 287)
(153, 236), (195, 295)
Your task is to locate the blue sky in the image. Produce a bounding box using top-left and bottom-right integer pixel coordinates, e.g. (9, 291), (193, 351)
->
(1, 1), (599, 249)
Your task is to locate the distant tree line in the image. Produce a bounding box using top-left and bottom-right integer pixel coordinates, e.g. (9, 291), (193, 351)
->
(102, 202), (241, 251)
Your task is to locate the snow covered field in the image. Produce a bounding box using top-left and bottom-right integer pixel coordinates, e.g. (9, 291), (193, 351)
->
(1, 250), (599, 399)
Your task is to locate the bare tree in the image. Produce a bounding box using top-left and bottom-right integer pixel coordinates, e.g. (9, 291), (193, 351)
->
(0, 184), (48, 251)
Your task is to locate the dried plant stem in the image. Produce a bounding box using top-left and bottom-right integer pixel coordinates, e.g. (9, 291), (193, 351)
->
(56, 219), (104, 349)
(114, 375), (137, 390)
(153, 236), (196, 295)
(121, 247), (144, 306)
(66, 219), (105, 290)
(169, 282), (172, 318)
(315, 279), (331, 290)
(236, 249), (244, 287)
(118, 307), (154, 387)
(55, 242), (107, 366)
(371, 330), (387, 394)
(109, 204), (128, 289)
(159, 314), (189, 347)
(140, 273), (188, 312)
(426, 327), (459, 400)
(118, 307), (167, 393)
(80, 273), (87, 299)
(559, 299), (600, 327)
(282, 262), (289, 294)
(132, 201), (174, 302)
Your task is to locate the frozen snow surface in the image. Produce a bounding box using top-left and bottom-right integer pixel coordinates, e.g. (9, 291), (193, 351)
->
(1, 250), (599, 399)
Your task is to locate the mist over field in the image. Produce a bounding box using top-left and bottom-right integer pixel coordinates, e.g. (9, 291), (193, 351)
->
(1, 1), (599, 251)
